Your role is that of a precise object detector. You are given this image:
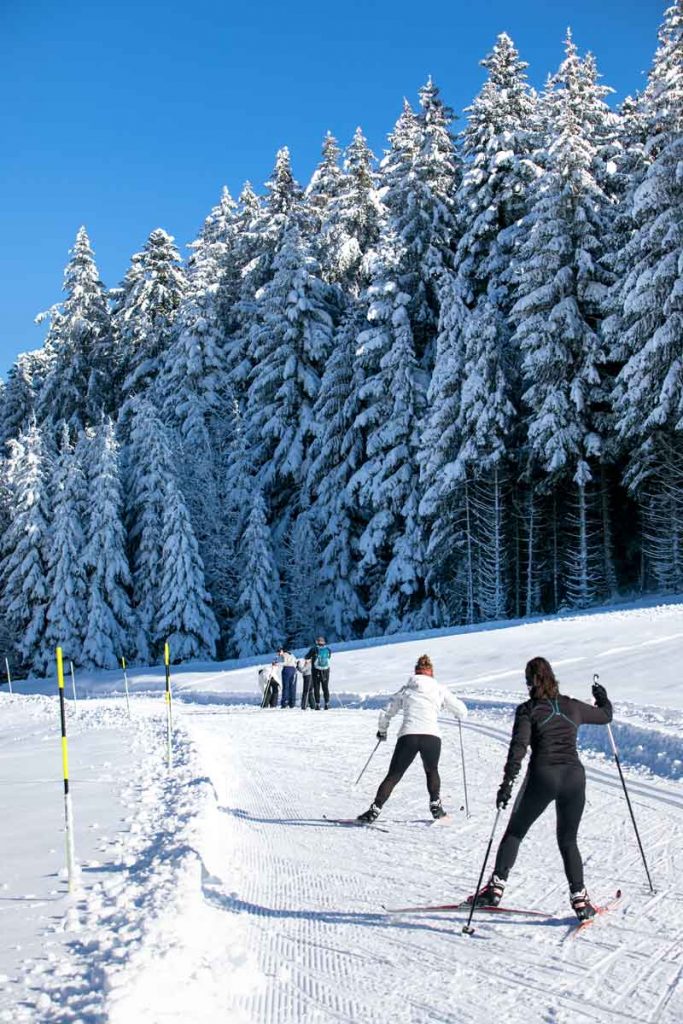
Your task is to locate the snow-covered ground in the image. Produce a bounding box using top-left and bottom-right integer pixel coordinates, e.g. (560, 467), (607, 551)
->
(2, 601), (683, 1022)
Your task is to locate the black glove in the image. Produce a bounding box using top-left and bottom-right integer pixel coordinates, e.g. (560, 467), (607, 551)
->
(496, 779), (513, 810)
(376, 730), (387, 742)
(592, 682), (608, 707)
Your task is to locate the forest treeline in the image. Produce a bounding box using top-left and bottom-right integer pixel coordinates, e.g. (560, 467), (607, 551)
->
(0, 4), (680, 673)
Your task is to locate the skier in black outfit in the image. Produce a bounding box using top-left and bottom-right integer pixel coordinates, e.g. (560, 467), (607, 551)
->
(476, 656), (613, 921)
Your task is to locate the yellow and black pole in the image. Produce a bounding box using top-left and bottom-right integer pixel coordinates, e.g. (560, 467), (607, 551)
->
(121, 656), (131, 717)
(56, 647), (77, 892)
(164, 642), (173, 768)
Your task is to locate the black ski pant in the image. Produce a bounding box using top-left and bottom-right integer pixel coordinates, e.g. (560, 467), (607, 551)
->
(301, 675), (315, 709)
(374, 734), (441, 808)
(494, 761), (586, 891)
(313, 668), (330, 708)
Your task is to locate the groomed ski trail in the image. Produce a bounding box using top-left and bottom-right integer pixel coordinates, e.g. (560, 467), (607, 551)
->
(175, 706), (683, 1024)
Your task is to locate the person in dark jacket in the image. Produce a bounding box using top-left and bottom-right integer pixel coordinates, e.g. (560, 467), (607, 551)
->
(305, 637), (332, 709)
(476, 656), (613, 921)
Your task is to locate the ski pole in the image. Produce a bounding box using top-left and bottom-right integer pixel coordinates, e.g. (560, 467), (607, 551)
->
(121, 656), (131, 717)
(462, 808), (502, 936)
(458, 718), (471, 818)
(5, 657), (12, 695)
(69, 660), (79, 712)
(164, 642), (173, 769)
(593, 673), (655, 893)
(355, 740), (382, 786)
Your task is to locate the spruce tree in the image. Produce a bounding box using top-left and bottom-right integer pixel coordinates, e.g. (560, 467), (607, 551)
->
(245, 223), (336, 501)
(124, 398), (177, 661)
(510, 33), (616, 608)
(307, 306), (367, 638)
(155, 478), (219, 660)
(81, 420), (134, 669)
(116, 229), (186, 399)
(351, 233), (426, 633)
(38, 228), (114, 433)
(45, 425), (88, 664)
(232, 489), (284, 656)
(323, 127), (381, 293)
(0, 423), (52, 674)
(611, 1), (683, 590)
(0, 352), (46, 448)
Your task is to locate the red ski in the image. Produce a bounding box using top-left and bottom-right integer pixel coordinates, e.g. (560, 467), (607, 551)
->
(570, 890), (623, 936)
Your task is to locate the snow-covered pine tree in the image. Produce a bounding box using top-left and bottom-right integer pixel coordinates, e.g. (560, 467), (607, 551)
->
(510, 32), (616, 609)
(214, 400), (255, 643)
(162, 189), (235, 446)
(228, 151), (305, 399)
(610, 1), (683, 591)
(423, 33), (537, 622)
(0, 351), (47, 448)
(305, 132), (345, 235)
(0, 422), (52, 674)
(350, 232), (427, 633)
(81, 420), (134, 669)
(322, 127), (381, 293)
(223, 182), (266, 397)
(231, 487), (284, 657)
(158, 190), (238, 621)
(418, 270), (472, 624)
(38, 228), (115, 434)
(45, 424), (88, 664)
(116, 229), (186, 400)
(245, 222), (337, 508)
(380, 86), (459, 368)
(124, 397), (178, 662)
(454, 300), (516, 620)
(155, 476), (219, 661)
(281, 504), (327, 645)
(307, 306), (367, 639)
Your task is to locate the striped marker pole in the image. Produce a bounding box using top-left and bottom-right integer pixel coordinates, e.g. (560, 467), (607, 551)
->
(56, 647), (77, 892)
(4, 657), (12, 695)
(164, 642), (173, 768)
(121, 656), (131, 717)
(69, 660), (79, 712)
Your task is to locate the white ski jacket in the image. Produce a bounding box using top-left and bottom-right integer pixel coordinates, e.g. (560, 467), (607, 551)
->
(378, 674), (467, 739)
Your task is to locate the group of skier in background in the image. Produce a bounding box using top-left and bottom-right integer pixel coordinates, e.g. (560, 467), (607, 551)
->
(258, 637), (333, 710)
(355, 653), (613, 922)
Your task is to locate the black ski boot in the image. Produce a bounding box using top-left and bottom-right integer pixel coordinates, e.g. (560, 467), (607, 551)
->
(474, 874), (505, 906)
(429, 799), (448, 820)
(356, 803), (380, 824)
(570, 889), (596, 922)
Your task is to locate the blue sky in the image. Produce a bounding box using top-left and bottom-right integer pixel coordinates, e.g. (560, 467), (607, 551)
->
(0, 0), (666, 377)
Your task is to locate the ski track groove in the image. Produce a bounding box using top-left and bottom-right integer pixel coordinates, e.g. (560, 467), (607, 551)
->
(182, 707), (683, 1024)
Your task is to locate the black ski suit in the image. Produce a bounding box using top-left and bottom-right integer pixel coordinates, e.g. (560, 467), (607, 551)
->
(494, 693), (613, 892)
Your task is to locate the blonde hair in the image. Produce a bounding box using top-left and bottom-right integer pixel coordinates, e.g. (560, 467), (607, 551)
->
(415, 654), (433, 675)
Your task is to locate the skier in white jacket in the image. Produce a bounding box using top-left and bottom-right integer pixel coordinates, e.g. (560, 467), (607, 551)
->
(357, 654), (468, 823)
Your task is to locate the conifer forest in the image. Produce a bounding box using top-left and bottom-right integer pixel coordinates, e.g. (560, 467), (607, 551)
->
(0, 4), (681, 674)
